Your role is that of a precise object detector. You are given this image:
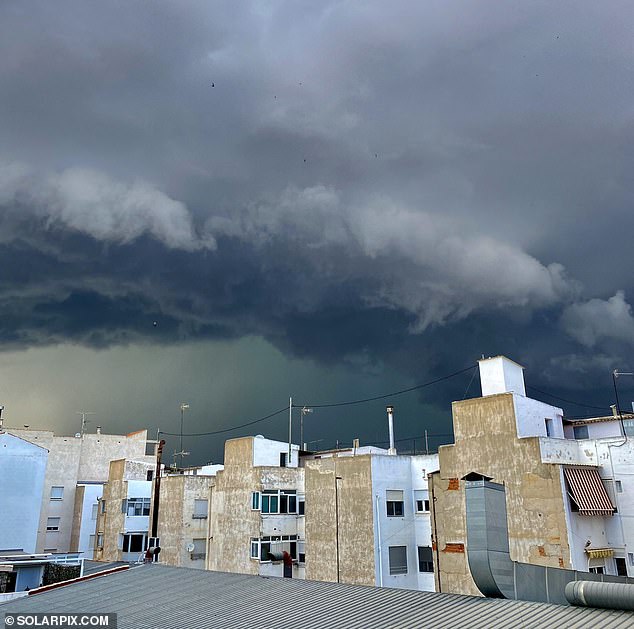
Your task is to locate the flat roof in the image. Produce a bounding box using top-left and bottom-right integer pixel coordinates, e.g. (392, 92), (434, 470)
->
(1, 564), (633, 628)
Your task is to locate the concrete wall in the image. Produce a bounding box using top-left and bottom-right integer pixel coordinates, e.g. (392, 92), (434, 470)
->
(514, 396), (564, 439)
(479, 356), (526, 397)
(0, 432), (48, 553)
(305, 455), (375, 585)
(252, 436), (299, 468)
(156, 475), (214, 569)
(433, 393), (572, 596)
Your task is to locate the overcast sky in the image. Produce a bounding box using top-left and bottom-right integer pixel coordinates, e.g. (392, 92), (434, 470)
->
(1, 1), (633, 464)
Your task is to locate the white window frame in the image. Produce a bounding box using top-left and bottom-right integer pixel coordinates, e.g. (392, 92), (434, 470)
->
(46, 517), (61, 531)
(251, 491), (260, 510)
(386, 490), (404, 517)
(50, 486), (64, 500)
(250, 535), (297, 562)
(125, 497), (151, 517)
(388, 545), (408, 575)
(259, 489), (297, 514)
(414, 490), (430, 514)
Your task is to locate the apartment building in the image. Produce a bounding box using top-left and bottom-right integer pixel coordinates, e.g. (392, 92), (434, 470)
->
(430, 355), (634, 596)
(304, 446), (438, 590)
(0, 431), (48, 554)
(6, 426), (156, 555)
(94, 458), (155, 562)
(207, 436), (304, 578)
(153, 471), (218, 569)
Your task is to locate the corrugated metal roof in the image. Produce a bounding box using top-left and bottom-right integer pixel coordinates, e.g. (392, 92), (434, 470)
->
(2, 564), (634, 628)
(82, 560), (129, 575)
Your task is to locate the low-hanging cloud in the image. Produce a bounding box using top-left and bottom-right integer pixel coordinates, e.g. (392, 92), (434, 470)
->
(0, 161), (212, 251)
(560, 291), (634, 348)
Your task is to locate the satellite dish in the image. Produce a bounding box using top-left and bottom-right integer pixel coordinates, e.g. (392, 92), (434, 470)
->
(186, 542), (195, 552)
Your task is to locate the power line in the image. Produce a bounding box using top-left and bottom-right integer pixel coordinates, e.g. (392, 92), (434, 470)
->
(295, 364), (476, 409)
(159, 406), (288, 438)
(526, 385), (609, 412)
(158, 364), (475, 439)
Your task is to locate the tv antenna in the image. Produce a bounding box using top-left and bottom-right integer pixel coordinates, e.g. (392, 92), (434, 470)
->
(77, 411), (95, 436)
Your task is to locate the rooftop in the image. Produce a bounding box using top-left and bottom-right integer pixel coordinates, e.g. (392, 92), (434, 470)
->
(1, 564), (633, 628)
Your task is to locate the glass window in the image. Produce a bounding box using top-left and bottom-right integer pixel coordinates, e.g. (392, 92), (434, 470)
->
(50, 486), (64, 500)
(251, 492), (260, 510)
(386, 490), (404, 517)
(91, 504), (98, 520)
(624, 419), (634, 437)
(616, 480), (623, 493)
(616, 557), (628, 576)
(545, 418), (554, 437)
(573, 425), (589, 440)
(250, 539), (259, 559)
(389, 546), (408, 575)
(418, 546), (434, 572)
(193, 499), (208, 518)
(191, 538), (206, 560)
(126, 497), (151, 516)
(89, 535), (96, 550)
(298, 499), (305, 516)
(414, 490), (430, 513)
(46, 517), (60, 531)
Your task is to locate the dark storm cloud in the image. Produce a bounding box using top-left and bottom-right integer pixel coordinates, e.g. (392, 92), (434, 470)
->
(1, 0), (634, 417)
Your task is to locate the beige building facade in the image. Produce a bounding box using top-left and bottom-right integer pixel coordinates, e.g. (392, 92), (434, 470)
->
(7, 427), (155, 555)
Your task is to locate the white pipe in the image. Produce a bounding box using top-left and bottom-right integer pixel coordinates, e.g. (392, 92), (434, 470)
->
(386, 405), (396, 455)
(375, 494), (383, 587)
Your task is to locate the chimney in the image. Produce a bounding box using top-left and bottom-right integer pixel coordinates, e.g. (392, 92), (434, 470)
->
(386, 406), (396, 455)
(96, 426), (102, 435)
(611, 405), (618, 418)
(352, 438), (360, 453)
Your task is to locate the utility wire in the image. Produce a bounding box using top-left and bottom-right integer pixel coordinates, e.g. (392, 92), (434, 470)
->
(159, 406), (288, 437)
(526, 385), (609, 412)
(159, 364), (475, 439)
(295, 364), (476, 409)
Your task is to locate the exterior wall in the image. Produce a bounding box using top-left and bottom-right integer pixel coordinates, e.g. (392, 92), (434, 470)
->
(70, 484), (102, 559)
(305, 455), (375, 585)
(433, 393), (572, 596)
(0, 432), (48, 554)
(156, 474), (215, 569)
(479, 356), (526, 397)
(513, 396), (564, 439)
(208, 437), (304, 578)
(252, 435), (300, 468)
(7, 428), (153, 554)
(95, 459), (154, 562)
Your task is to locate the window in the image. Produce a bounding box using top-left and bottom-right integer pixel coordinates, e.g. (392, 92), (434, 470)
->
(616, 557), (628, 576)
(260, 489), (297, 514)
(298, 541), (306, 564)
(91, 504), (98, 520)
(251, 492), (260, 510)
(193, 499), (208, 519)
(298, 498), (305, 516)
(589, 566), (604, 574)
(628, 552), (634, 567)
(280, 452), (287, 468)
(388, 546), (408, 575)
(146, 470), (153, 482)
(125, 497), (151, 516)
(545, 418), (554, 437)
(386, 490), (404, 517)
(250, 535), (297, 562)
(50, 486), (64, 500)
(145, 441), (156, 456)
(573, 425), (589, 440)
(122, 533), (146, 553)
(414, 490), (430, 513)
(100, 501), (106, 514)
(624, 419), (634, 437)
(418, 546), (434, 573)
(46, 517), (60, 531)
(97, 534), (104, 549)
(616, 480), (623, 493)
(191, 538), (206, 560)
(89, 535), (96, 550)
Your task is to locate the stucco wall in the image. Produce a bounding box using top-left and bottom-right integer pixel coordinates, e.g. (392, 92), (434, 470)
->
(433, 393), (572, 596)
(305, 455), (375, 585)
(0, 432), (48, 554)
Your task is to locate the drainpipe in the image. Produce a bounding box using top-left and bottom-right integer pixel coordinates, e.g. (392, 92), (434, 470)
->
(151, 440), (165, 539)
(429, 472), (442, 592)
(375, 494), (383, 587)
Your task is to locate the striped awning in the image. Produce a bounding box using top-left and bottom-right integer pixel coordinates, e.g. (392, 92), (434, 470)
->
(585, 548), (614, 559)
(563, 466), (615, 516)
